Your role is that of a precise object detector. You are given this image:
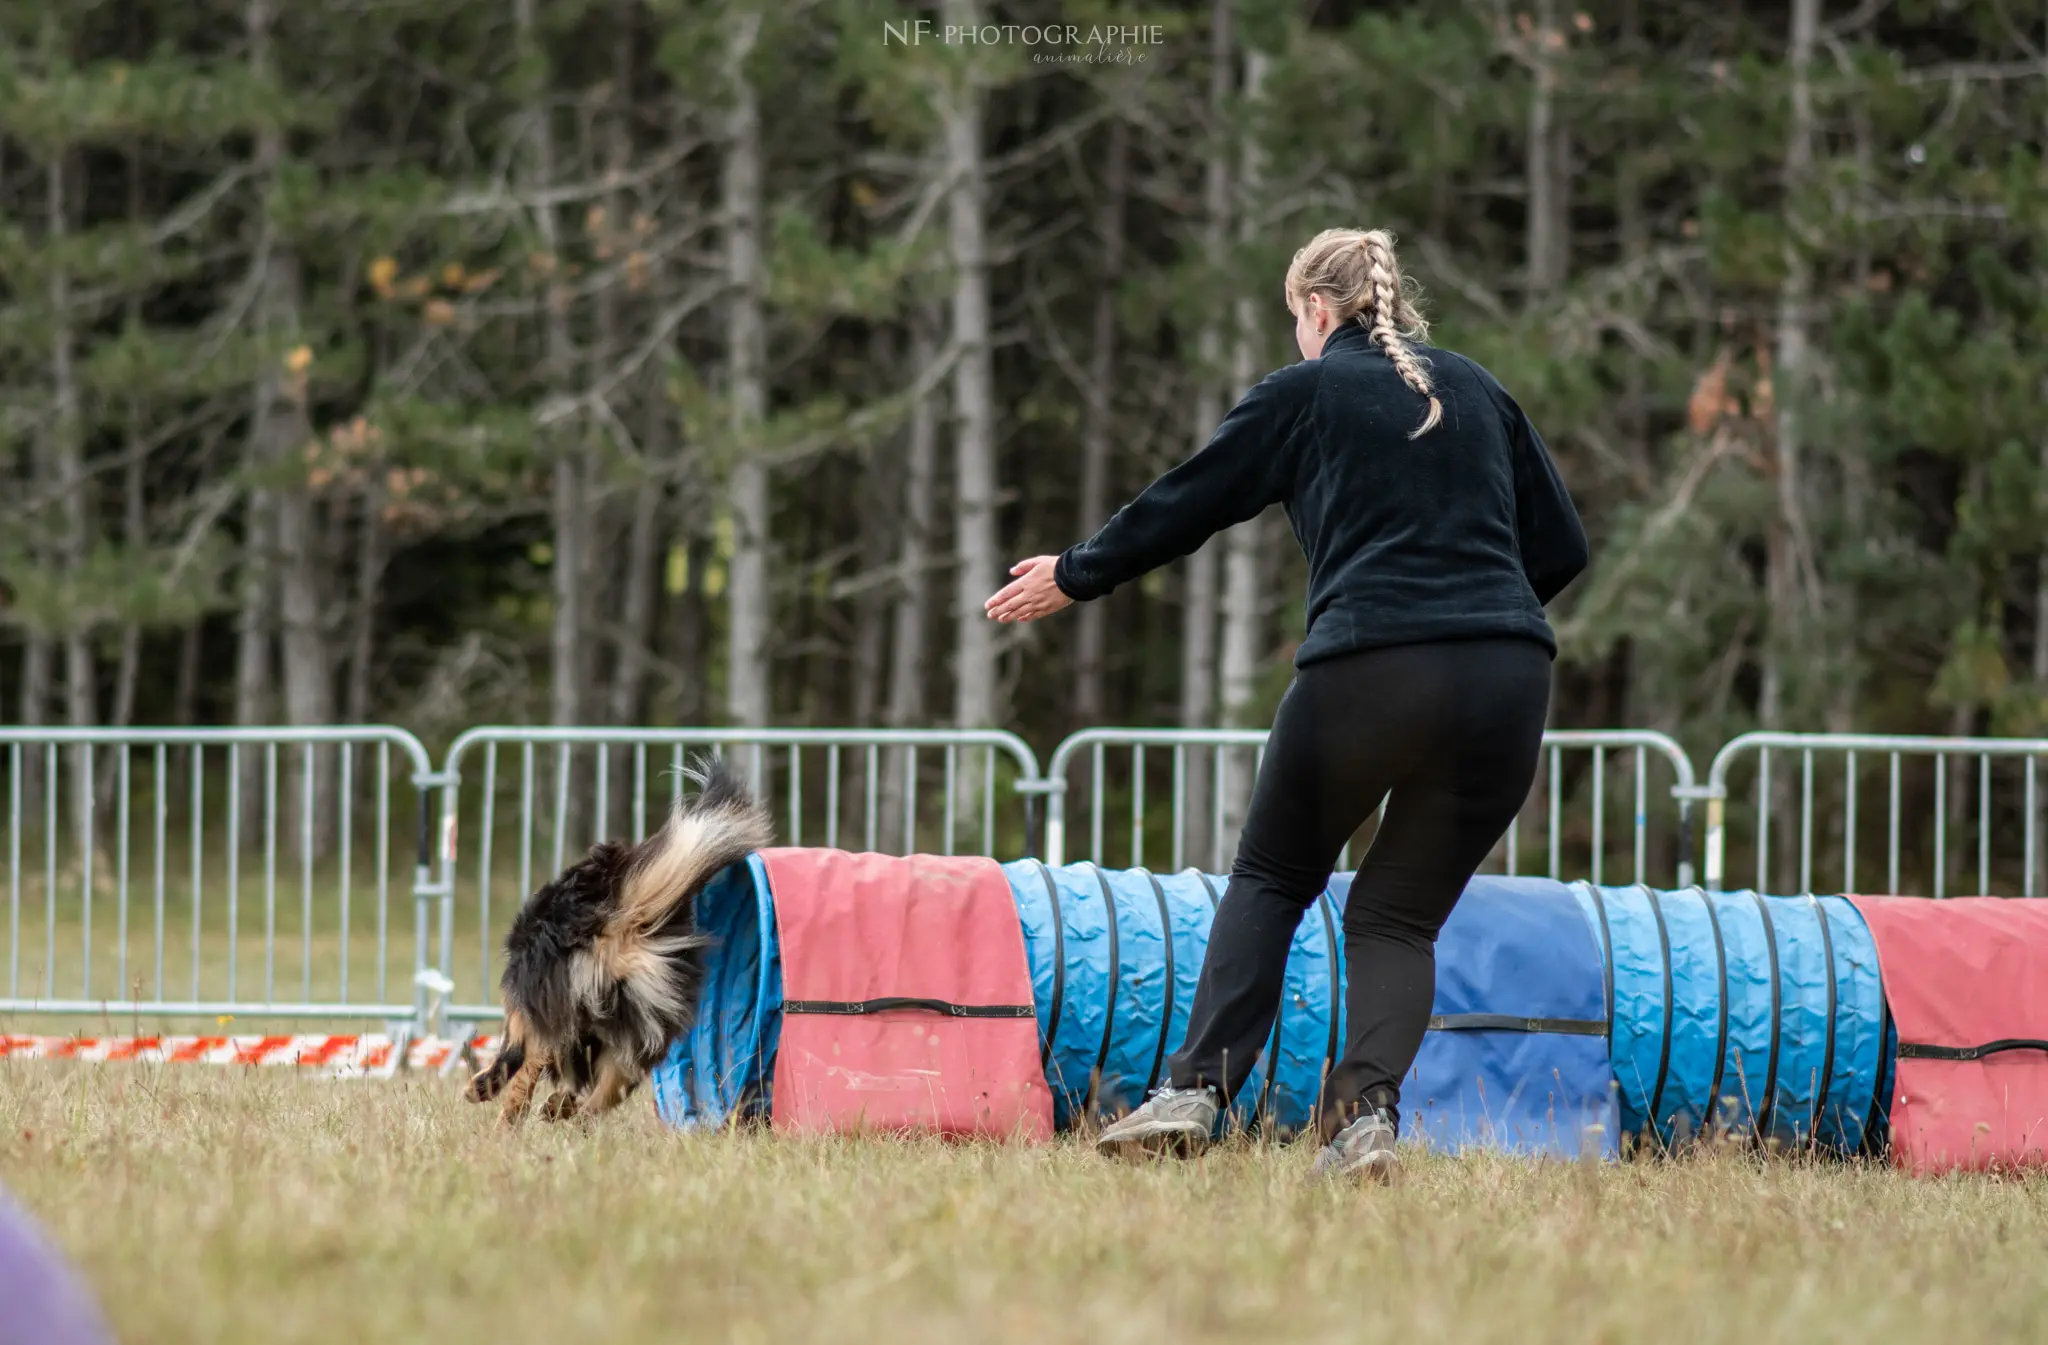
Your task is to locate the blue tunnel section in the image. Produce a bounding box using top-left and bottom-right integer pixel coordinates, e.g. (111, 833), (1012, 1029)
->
(1005, 862), (1333, 1133)
(650, 854), (780, 1130)
(1570, 885), (1890, 1151)
(1343, 875), (1620, 1157)
(1004, 864), (1616, 1155)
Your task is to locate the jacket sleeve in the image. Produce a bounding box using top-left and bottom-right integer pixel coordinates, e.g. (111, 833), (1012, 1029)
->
(1055, 362), (1315, 602)
(1503, 392), (1589, 607)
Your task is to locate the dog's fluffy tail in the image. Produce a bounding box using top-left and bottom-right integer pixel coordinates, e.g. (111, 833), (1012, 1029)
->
(614, 755), (774, 939)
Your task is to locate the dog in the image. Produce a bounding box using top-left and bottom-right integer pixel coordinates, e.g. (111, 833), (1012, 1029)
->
(465, 757), (773, 1127)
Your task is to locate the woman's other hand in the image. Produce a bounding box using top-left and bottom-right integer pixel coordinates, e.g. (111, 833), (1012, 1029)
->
(984, 556), (1073, 623)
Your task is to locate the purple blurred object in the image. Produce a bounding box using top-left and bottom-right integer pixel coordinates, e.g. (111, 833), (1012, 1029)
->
(0, 1187), (112, 1345)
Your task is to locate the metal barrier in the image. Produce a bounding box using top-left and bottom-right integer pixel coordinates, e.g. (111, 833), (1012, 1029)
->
(0, 727), (438, 1028)
(1703, 732), (2048, 898)
(430, 727), (1043, 1024)
(30, 721), (2038, 1041)
(1041, 727), (1700, 887)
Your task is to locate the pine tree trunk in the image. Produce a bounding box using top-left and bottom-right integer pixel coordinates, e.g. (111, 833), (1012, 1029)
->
(344, 479), (385, 725)
(0, 139), (33, 797)
(724, 9), (771, 731)
(1616, 0), (1649, 482)
(1180, 0), (1235, 867)
(1764, 0), (1821, 892)
(19, 637), (49, 803)
(1073, 116), (1129, 730)
(103, 390), (147, 820)
(1524, 0), (1570, 299)
(670, 531), (711, 725)
(2035, 26), (2047, 900)
(1180, 457), (1220, 865)
(214, 242), (271, 758)
(233, 492), (276, 738)
(603, 24), (661, 734)
(2034, 435), (2047, 898)
(1216, 49), (1272, 857)
(233, 458), (275, 831)
(173, 623), (201, 726)
(1612, 2), (1652, 861)
(609, 402), (665, 729)
(2037, 436), (2048, 694)
(943, 0), (998, 737)
(850, 484), (891, 728)
(518, 0), (585, 731)
(268, 261), (332, 745)
(110, 474), (143, 730)
(552, 454), (591, 729)
(881, 311), (941, 842)
(886, 314), (940, 733)
(49, 154), (94, 740)
(250, 0), (334, 857)
(1827, 99), (1879, 740)
(111, 153), (147, 737)
(850, 330), (897, 730)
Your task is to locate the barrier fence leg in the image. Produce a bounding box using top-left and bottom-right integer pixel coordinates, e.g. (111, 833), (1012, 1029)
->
(1676, 796), (1696, 889)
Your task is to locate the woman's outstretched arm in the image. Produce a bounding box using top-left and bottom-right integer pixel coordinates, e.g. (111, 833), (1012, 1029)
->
(987, 361), (1317, 624)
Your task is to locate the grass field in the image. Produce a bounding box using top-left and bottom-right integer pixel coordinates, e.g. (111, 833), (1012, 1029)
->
(3, 1064), (2047, 1344)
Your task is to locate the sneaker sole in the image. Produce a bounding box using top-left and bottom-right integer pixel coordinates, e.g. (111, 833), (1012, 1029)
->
(1094, 1121), (1212, 1161)
(1313, 1147), (1399, 1185)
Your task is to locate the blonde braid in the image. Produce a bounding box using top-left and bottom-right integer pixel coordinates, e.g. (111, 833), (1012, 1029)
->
(1358, 233), (1443, 438)
(1286, 227), (1443, 439)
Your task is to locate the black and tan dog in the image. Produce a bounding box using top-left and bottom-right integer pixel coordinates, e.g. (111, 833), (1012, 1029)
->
(465, 757), (773, 1127)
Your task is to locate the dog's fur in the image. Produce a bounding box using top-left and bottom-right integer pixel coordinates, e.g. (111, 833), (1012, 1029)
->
(465, 757), (773, 1126)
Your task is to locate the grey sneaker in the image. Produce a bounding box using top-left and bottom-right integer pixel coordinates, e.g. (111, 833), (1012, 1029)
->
(1310, 1109), (1400, 1184)
(1094, 1086), (1221, 1157)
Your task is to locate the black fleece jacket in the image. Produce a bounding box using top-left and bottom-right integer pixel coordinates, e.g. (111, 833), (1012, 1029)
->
(1054, 322), (1589, 666)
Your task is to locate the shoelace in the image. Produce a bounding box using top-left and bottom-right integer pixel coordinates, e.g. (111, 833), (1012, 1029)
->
(1339, 1110), (1396, 1146)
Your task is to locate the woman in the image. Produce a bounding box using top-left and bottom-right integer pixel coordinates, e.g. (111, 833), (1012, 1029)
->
(984, 228), (1587, 1183)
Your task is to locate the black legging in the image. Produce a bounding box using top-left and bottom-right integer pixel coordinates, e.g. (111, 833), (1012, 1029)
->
(1164, 636), (1551, 1142)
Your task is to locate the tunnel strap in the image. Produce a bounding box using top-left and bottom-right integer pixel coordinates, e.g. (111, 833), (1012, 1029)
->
(1136, 870), (1176, 1099)
(1028, 860), (1066, 1068)
(783, 998), (1035, 1019)
(1751, 890), (1784, 1140)
(1645, 885), (1679, 1129)
(1897, 1038), (2048, 1062)
(1810, 894), (1841, 1131)
(1086, 863), (1122, 1088)
(1428, 1013), (1607, 1037)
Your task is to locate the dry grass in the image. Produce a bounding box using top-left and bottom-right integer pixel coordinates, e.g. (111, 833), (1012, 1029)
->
(3, 1064), (2047, 1344)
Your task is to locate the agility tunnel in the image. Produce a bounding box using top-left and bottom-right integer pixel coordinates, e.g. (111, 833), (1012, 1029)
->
(1571, 885), (1891, 1153)
(647, 849), (2048, 1172)
(652, 851), (1617, 1157)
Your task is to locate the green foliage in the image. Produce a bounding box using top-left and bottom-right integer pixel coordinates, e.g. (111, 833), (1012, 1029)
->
(0, 533), (230, 638)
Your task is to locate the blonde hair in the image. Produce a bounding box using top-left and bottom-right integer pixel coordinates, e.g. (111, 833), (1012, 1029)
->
(1285, 228), (1443, 438)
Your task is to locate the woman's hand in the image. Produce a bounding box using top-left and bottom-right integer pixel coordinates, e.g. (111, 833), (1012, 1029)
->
(984, 555), (1074, 623)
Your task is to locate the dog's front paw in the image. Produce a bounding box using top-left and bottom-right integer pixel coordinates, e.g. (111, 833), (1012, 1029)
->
(540, 1090), (581, 1124)
(466, 1042), (523, 1104)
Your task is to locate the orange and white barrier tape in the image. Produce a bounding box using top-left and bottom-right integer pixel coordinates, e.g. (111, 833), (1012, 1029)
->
(0, 1033), (501, 1078)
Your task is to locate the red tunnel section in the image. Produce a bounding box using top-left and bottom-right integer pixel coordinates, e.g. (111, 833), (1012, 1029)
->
(1849, 895), (2048, 1174)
